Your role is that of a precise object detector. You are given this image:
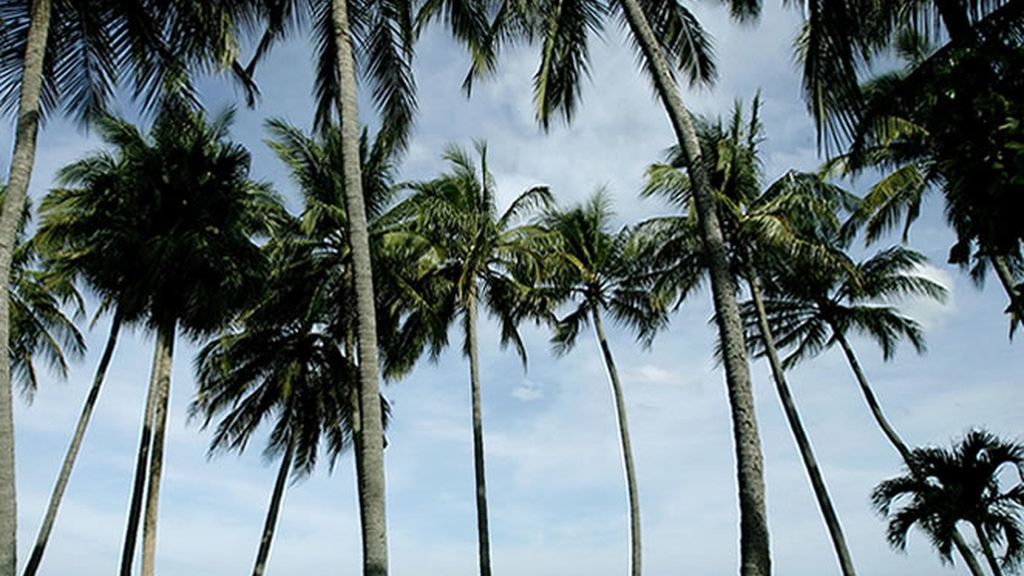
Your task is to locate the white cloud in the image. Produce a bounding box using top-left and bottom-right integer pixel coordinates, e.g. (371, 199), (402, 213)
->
(511, 379), (544, 401)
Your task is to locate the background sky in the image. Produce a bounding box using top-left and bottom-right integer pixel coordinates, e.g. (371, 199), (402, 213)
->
(3, 2), (1021, 575)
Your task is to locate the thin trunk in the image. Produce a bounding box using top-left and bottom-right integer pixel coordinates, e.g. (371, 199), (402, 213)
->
(345, 314), (368, 554)
(120, 323), (169, 576)
(974, 522), (1004, 576)
(745, 272), (855, 576)
(251, 437), (294, 576)
(466, 290), (492, 576)
(23, 311), (123, 576)
(329, 2), (389, 574)
(832, 331), (986, 576)
(140, 319), (176, 576)
(0, 2), (53, 571)
(591, 308), (642, 576)
(613, 1), (770, 574)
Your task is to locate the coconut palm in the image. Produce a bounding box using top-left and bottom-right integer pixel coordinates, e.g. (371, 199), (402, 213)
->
(393, 142), (551, 576)
(192, 231), (364, 576)
(640, 99), (862, 576)
(37, 104), (282, 576)
(477, 1), (774, 568)
(538, 191), (667, 576)
(872, 430), (1024, 576)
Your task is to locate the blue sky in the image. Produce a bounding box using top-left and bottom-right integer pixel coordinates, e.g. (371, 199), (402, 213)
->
(3, 2), (1022, 575)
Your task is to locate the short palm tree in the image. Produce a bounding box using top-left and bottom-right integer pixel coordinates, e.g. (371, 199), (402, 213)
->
(394, 142), (551, 576)
(37, 103), (283, 576)
(872, 429), (1024, 576)
(539, 191), (668, 576)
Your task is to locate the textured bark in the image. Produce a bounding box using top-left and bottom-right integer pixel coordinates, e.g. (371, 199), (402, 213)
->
(466, 290), (492, 576)
(745, 272), (854, 576)
(329, 1), (389, 573)
(974, 522), (1004, 576)
(23, 311), (123, 576)
(120, 323), (169, 576)
(832, 331), (986, 576)
(613, 0), (770, 573)
(252, 438), (294, 576)
(0, 1), (53, 572)
(591, 309), (642, 576)
(140, 320), (176, 576)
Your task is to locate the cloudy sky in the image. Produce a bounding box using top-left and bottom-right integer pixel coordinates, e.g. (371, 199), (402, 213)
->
(3, 2), (1022, 576)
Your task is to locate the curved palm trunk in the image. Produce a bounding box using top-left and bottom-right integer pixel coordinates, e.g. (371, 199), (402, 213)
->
(745, 273), (855, 576)
(23, 311), (123, 576)
(252, 437), (294, 576)
(973, 522), (1004, 576)
(0, 1), (53, 571)
(329, 2), (390, 574)
(612, 2), (770, 574)
(591, 309), (642, 576)
(832, 331), (986, 576)
(466, 290), (492, 576)
(140, 319), (176, 576)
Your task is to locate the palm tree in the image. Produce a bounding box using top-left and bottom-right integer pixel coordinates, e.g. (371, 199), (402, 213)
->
(393, 142), (551, 576)
(640, 99), (861, 576)
(0, 2), (260, 567)
(192, 231), (364, 576)
(37, 104), (283, 576)
(479, 1), (774, 569)
(538, 191), (667, 576)
(872, 429), (1024, 576)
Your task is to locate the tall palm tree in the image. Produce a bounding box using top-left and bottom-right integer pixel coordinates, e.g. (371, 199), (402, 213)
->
(0, 2), (260, 567)
(872, 430), (1024, 576)
(640, 99), (861, 576)
(394, 142), (551, 576)
(193, 232), (364, 576)
(538, 191), (668, 576)
(37, 104), (283, 576)
(478, 1), (774, 569)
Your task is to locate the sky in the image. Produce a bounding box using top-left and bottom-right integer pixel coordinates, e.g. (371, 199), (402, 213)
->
(3, 2), (1022, 576)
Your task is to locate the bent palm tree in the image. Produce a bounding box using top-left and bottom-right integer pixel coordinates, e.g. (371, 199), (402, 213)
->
(872, 430), (1024, 576)
(395, 142), (551, 576)
(540, 191), (668, 576)
(38, 104), (282, 576)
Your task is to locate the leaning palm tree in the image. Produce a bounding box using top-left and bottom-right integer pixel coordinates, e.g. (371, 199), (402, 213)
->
(538, 191), (668, 576)
(193, 232), (362, 576)
(872, 430), (1024, 576)
(476, 1), (774, 568)
(393, 142), (551, 576)
(37, 104), (283, 576)
(640, 99), (861, 576)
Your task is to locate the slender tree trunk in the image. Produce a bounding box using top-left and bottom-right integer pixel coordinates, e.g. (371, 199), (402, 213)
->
(252, 437), (294, 576)
(591, 309), (642, 576)
(140, 320), (176, 576)
(329, 2), (389, 574)
(832, 331), (986, 576)
(0, 2), (53, 571)
(612, 1), (770, 574)
(120, 323), (169, 576)
(466, 290), (492, 576)
(745, 272), (855, 576)
(974, 522), (1004, 576)
(23, 311), (123, 576)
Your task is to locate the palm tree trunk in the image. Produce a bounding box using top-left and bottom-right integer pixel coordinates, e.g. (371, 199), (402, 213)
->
(832, 330), (986, 576)
(23, 310), (123, 576)
(0, 2), (53, 571)
(140, 319), (176, 576)
(591, 308), (642, 576)
(252, 437), (294, 576)
(745, 272), (855, 576)
(973, 522), (1004, 576)
(329, 2), (389, 574)
(612, 2), (770, 574)
(466, 289), (492, 576)
(120, 323), (170, 576)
